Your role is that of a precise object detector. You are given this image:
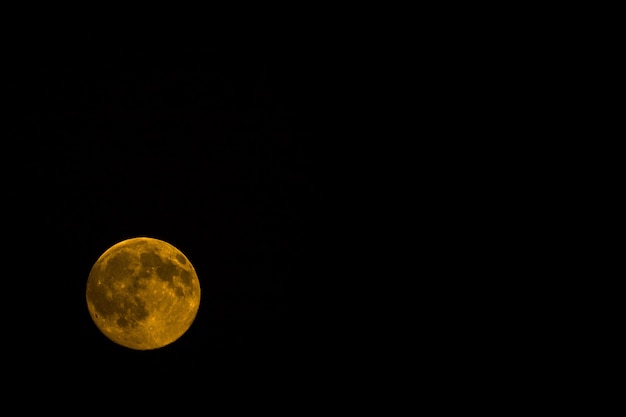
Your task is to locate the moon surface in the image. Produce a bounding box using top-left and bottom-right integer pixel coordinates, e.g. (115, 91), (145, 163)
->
(86, 237), (201, 350)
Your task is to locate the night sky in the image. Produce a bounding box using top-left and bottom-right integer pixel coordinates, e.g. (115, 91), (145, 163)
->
(5, 57), (332, 388)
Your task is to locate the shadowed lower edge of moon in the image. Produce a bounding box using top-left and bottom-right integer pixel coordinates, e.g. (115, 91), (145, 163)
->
(86, 237), (201, 350)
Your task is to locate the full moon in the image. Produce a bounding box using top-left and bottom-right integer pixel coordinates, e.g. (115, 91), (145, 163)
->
(86, 237), (201, 350)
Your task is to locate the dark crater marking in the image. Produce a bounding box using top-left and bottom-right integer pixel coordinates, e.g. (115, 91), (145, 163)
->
(88, 285), (149, 327)
(139, 248), (193, 293)
(102, 251), (134, 278)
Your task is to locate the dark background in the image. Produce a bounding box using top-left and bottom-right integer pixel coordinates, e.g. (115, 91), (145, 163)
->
(3, 55), (338, 388)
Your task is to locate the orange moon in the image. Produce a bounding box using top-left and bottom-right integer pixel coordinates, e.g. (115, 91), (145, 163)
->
(86, 237), (201, 350)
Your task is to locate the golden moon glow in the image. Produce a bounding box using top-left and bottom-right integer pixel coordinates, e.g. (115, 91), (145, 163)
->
(86, 237), (201, 350)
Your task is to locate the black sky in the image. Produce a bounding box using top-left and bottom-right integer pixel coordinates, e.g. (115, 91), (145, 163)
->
(4, 56), (332, 383)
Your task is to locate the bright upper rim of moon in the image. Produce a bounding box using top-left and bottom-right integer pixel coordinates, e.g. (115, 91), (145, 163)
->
(86, 237), (201, 350)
